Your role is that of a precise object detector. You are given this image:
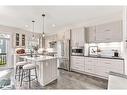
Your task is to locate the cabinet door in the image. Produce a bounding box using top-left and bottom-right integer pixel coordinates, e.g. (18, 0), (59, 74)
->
(94, 66), (109, 77)
(96, 21), (122, 42)
(57, 32), (64, 41)
(64, 30), (70, 40)
(71, 56), (85, 71)
(110, 21), (122, 42)
(99, 58), (124, 76)
(13, 33), (20, 47)
(84, 57), (98, 74)
(85, 26), (96, 43)
(71, 28), (85, 47)
(21, 34), (25, 47)
(71, 30), (77, 47)
(96, 23), (112, 43)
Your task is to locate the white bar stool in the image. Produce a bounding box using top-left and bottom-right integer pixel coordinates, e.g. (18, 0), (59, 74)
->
(20, 63), (38, 88)
(15, 61), (28, 81)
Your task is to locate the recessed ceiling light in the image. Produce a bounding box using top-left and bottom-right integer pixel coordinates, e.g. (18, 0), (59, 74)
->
(52, 24), (56, 27)
(25, 25), (29, 28)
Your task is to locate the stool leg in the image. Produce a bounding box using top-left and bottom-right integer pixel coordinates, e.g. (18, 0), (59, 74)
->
(20, 69), (24, 87)
(35, 68), (39, 84)
(28, 69), (31, 88)
(35, 68), (38, 80)
(18, 67), (21, 81)
(15, 66), (18, 79)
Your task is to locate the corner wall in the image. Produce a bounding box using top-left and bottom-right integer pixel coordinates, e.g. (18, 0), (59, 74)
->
(123, 7), (127, 74)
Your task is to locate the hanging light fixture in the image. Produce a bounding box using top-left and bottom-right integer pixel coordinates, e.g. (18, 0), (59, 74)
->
(42, 13), (45, 37)
(32, 20), (35, 40)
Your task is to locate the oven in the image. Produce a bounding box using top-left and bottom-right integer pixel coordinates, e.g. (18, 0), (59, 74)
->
(71, 47), (84, 56)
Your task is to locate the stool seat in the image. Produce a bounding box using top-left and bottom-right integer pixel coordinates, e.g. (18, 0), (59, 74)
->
(16, 61), (28, 66)
(23, 64), (36, 70)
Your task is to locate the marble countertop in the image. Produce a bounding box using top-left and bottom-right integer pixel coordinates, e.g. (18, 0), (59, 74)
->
(71, 55), (124, 60)
(19, 55), (57, 62)
(84, 55), (124, 60)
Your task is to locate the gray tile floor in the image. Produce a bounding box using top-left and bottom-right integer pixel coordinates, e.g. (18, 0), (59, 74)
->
(15, 69), (108, 90)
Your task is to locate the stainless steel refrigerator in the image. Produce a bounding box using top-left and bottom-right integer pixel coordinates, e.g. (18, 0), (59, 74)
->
(57, 40), (71, 71)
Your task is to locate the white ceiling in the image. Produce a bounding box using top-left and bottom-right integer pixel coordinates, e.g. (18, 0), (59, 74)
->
(0, 6), (123, 34)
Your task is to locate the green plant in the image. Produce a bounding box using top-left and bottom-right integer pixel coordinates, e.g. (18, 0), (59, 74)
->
(0, 60), (6, 65)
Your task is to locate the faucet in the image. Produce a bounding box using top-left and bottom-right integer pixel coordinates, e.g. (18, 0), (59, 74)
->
(30, 50), (33, 57)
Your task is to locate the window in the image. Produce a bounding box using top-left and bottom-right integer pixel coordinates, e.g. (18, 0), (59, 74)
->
(0, 40), (3, 45)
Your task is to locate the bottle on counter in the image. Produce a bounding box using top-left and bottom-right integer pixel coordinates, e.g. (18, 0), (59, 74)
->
(114, 50), (119, 57)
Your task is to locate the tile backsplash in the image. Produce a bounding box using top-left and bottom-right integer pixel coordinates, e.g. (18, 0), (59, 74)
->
(85, 42), (123, 57)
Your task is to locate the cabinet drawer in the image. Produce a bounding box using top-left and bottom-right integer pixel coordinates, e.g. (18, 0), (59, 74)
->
(85, 57), (98, 65)
(109, 68), (124, 74)
(72, 62), (85, 66)
(72, 66), (84, 71)
(71, 63), (84, 71)
(85, 65), (95, 74)
(100, 59), (124, 69)
(94, 67), (109, 77)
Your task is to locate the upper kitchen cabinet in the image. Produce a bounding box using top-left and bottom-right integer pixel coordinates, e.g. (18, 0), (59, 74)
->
(71, 27), (85, 47)
(86, 21), (122, 43)
(57, 30), (71, 41)
(13, 33), (26, 48)
(96, 21), (122, 43)
(64, 30), (70, 40)
(57, 32), (65, 41)
(85, 26), (96, 43)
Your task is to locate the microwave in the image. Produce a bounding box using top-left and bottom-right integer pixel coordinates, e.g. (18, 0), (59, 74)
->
(72, 47), (84, 56)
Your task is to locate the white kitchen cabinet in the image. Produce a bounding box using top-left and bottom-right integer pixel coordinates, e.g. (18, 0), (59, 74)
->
(64, 30), (70, 40)
(38, 59), (57, 86)
(71, 56), (85, 71)
(13, 33), (26, 48)
(71, 28), (85, 47)
(57, 30), (70, 41)
(84, 57), (124, 78)
(84, 57), (98, 74)
(85, 26), (96, 43)
(99, 58), (124, 74)
(86, 21), (122, 43)
(96, 21), (122, 43)
(57, 32), (65, 41)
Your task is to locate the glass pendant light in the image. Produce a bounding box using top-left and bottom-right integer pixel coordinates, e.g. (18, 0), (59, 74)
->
(32, 20), (35, 40)
(42, 13), (45, 37)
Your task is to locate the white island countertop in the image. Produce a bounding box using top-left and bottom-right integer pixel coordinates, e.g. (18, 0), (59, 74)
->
(19, 55), (57, 62)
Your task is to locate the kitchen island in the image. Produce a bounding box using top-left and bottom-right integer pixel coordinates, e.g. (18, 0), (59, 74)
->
(16, 55), (57, 86)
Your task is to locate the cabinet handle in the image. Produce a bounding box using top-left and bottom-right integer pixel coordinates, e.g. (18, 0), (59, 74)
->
(105, 38), (110, 40)
(126, 40), (127, 48)
(105, 62), (110, 64)
(105, 29), (110, 31)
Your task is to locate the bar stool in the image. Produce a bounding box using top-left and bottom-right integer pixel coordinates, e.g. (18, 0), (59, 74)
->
(15, 61), (28, 81)
(20, 63), (38, 88)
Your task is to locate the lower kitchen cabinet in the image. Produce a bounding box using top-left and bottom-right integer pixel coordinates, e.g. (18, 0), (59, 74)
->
(71, 56), (124, 79)
(85, 57), (124, 78)
(84, 57), (98, 74)
(71, 56), (85, 71)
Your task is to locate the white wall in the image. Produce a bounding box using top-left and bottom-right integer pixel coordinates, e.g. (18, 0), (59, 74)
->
(123, 7), (127, 75)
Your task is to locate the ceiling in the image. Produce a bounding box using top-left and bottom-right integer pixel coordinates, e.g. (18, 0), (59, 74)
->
(0, 6), (123, 34)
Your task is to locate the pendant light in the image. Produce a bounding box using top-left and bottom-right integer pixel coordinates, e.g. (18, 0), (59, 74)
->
(32, 20), (35, 40)
(42, 13), (45, 37)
